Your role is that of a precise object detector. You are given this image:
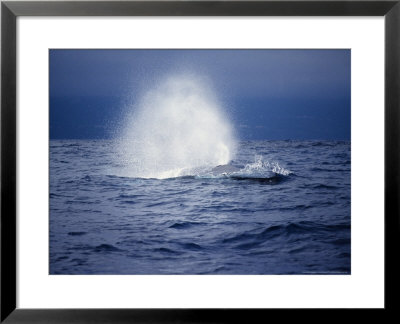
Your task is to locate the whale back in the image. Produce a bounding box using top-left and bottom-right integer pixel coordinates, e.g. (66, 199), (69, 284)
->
(210, 164), (281, 183)
(211, 164), (240, 175)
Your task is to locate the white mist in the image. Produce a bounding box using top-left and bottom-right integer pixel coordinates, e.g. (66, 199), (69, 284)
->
(118, 75), (237, 179)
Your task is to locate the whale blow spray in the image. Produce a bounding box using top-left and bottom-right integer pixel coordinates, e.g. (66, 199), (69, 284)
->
(118, 75), (237, 179)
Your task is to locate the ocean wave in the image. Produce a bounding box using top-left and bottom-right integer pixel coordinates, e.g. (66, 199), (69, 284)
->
(169, 221), (205, 229)
(50, 139), (351, 275)
(222, 221), (350, 247)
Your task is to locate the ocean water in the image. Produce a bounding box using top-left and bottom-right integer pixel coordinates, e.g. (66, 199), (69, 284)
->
(50, 140), (350, 275)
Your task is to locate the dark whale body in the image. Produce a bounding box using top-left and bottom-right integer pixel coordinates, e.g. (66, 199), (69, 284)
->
(230, 173), (281, 183)
(211, 164), (282, 183)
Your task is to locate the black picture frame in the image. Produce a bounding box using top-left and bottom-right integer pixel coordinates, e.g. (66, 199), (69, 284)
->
(1, 0), (399, 322)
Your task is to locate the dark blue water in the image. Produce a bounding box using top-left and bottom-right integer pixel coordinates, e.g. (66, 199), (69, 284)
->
(50, 140), (350, 274)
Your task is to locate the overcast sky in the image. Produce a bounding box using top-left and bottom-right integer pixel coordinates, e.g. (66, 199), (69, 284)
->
(50, 49), (350, 140)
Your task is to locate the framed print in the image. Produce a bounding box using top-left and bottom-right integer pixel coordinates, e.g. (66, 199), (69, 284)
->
(1, 0), (399, 322)
(48, 48), (351, 276)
